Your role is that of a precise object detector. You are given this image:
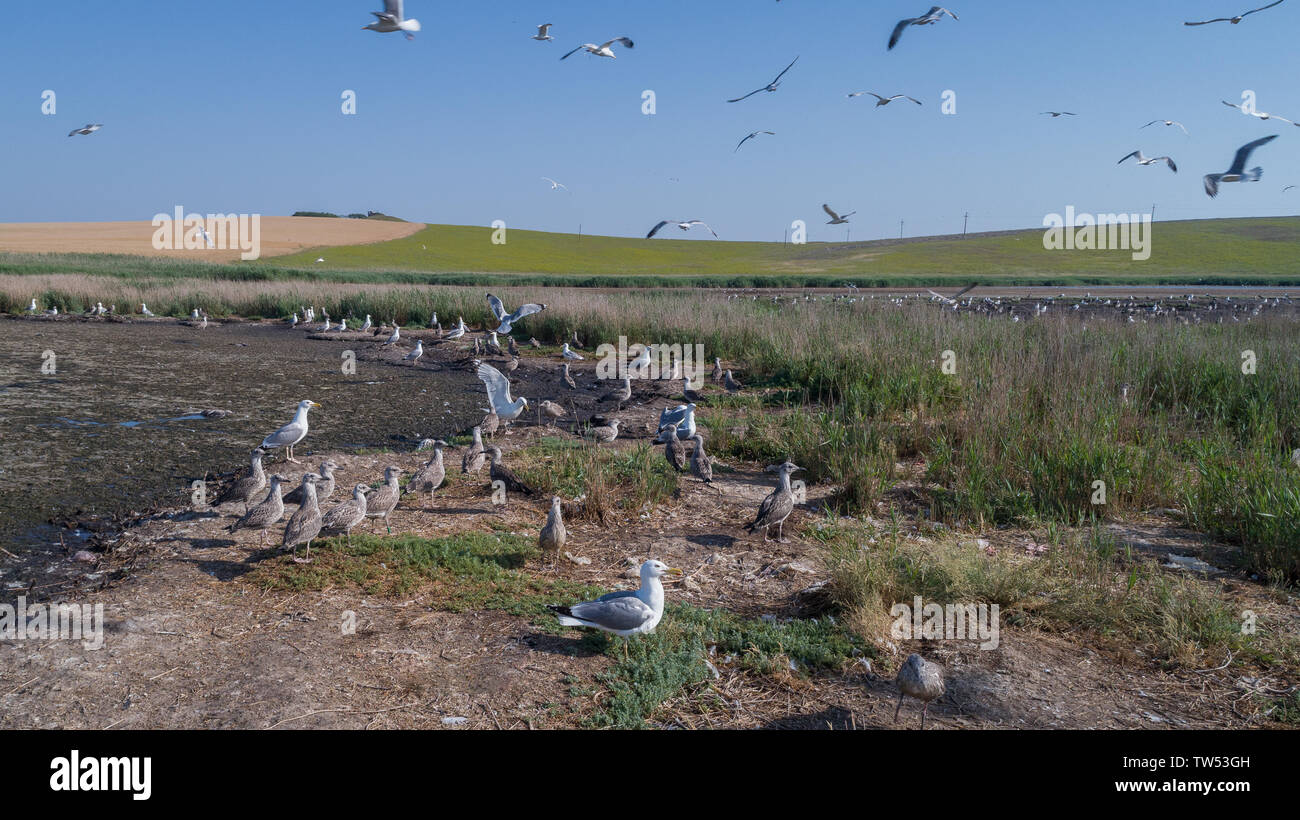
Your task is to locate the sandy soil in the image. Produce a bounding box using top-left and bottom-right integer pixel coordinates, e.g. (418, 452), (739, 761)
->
(0, 217), (423, 261)
(1, 328), (1296, 730)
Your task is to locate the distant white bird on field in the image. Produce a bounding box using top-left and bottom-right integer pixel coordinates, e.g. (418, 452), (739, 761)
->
(1185, 1), (1285, 25)
(561, 343), (583, 360)
(533, 23), (554, 41)
(1118, 150), (1178, 173)
(476, 361), (528, 421)
(727, 56), (799, 103)
(735, 130), (776, 152)
(446, 317), (467, 339)
(383, 324), (400, 345)
(646, 220), (718, 239)
(403, 340), (424, 365)
(363, 0), (420, 39)
(25, 299), (37, 313)
(1222, 99), (1298, 125)
(888, 6), (958, 50)
(487, 293), (547, 334)
(823, 203), (855, 224)
(852, 92), (922, 107)
(561, 37), (634, 60)
(1142, 119), (1189, 134)
(359, 314), (372, 332)
(141, 303), (154, 317)
(542, 177), (568, 191)
(1204, 134), (1278, 197)
(68, 123), (103, 137)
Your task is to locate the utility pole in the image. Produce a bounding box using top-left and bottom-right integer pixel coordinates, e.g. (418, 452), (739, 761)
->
(963, 211), (969, 238)
(1151, 203), (1156, 222)
(899, 219), (904, 239)
(846, 228), (851, 242)
(578, 223), (582, 243)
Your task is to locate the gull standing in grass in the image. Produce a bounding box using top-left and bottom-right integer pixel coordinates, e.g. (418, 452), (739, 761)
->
(547, 560), (683, 655)
(227, 474), (287, 545)
(462, 426), (487, 474)
(711, 357), (723, 381)
(690, 434), (714, 485)
(215, 448), (267, 513)
(540, 400), (566, 426)
(488, 446), (536, 495)
(682, 377), (704, 404)
(539, 496), (567, 570)
(532, 23), (554, 41)
(403, 339), (424, 365)
(888, 6), (958, 50)
(1185, 1), (1284, 25)
(282, 474), (322, 563)
(823, 204), (855, 224)
(1203, 134), (1278, 197)
(261, 400), (319, 464)
(476, 361), (529, 422)
(746, 461), (803, 542)
(646, 220), (718, 239)
(284, 461), (339, 506)
(724, 370), (744, 393)
(727, 56), (798, 102)
(600, 376), (633, 411)
(1118, 150), (1177, 173)
(365, 466), (402, 532)
(487, 293), (547, 334)
(1142, 119), (1189, 134)
(895, 653), (946, 729)
(585, 418), (622, 443)
(25, 299), (37, 313)
(321, 484), (370, 547)
(561, 37), (634, 60)
(735, 130), (775, 152)
(408, 441), (448, 502)
(561, 343), (584, 360)
(659, 423), (687, 472)
(363, 0), (421, 39)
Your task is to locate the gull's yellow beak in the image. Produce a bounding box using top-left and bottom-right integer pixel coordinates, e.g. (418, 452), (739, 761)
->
(666, 567), (684, 576)
(311, 401), (321, 408)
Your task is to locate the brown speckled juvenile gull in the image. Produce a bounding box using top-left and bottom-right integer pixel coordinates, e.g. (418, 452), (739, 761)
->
(895, 653), (945, 729)
(282, 474), (322, 563)
(321, 484), (370, 546)
(745, 461), (802, 542)
(215, 448), (267, 513)
(228, 474), (287, 545)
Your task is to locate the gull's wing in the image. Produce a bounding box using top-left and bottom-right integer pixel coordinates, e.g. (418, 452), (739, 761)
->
(952, 282), (979, 300)
(566, 597), (655, 631)
(560, 44), (587, 60)
(599, 37), (634, 50)
(486, 293), (506, 321)
(937, 6), (959, 20)
(646, 220), (672, 239)
(476, 362), (514, 410)
(262, 421), (305, 448)
(770, 55), (799, 84)
(1204, 174), (1221, 198)
(1222, 100), (1246, 112)
(1185, 16), (1233, 24)
(822, 203), (841, 220)
(904, 95), (923, 105)
(506, 304), (545, 323)
(685, 221), (718, 238)
(385, 0), (403, 19)
(537, 23), (552, 36)
(1158, 157), (1178, 173)
(869, 93), (888, 103)
(1243, 0), (1286, 16)
(1227, 134), (1279, 175)
(1117, 151), (1141, 164)
(735, 133), (754, 151)
(1140, 120), (1160, 129)
(727, 87), (763, 103)
(888, 18), (915, 49)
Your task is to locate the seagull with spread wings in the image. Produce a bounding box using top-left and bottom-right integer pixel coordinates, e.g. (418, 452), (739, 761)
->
(1118, 150), (1178, 173)
(362, 0), (420, 39)
(1204, 134), (1278, 197)
(1185, 1), (1285, 25)
(852, 92), (923, 107)
(646, 220), (718, 239)
(532, 23), (554, 41)
(1223, 99), (1298, 125)
(727, 57), (799, 103)
(1142, 119), (1189, 134)
(542, 177), (568, 191)
(889, 6), (959, 50)
(823, 204), (855, 225)
(561, 37), (634, 60)
(927, 283), (979, 305)
(68, 124), (103, 137)
(487, 293), (547, 335)
(1040, 111), (1076, 117)
(735, 130), (776, 151)
(475, 361), (528, 421)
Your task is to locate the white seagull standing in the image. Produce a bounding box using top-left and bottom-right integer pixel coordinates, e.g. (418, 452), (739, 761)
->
(561, 343), (583, 360)
(1142, 119), (1189, 134)
(1222, 99), (1298, 126)
(1185, 1), (1285, 25)
(1118, 150), (1178, 173)
(363, 0), (420, 39)
(823, 203), (855, 225)
(446, 317), (467, 339)
(476, 362), (528, 421)
(487, 293), (547, 334)
(403, 340), (424, 365)
(68, 123), (103, 137)
(727, 57), (799, 103)
(383, 324), (400, 345)
(261, 400), (320, 464)
(25, 299), (37, 313)
(646, 220), (718, 239)
(889, 6), (958, 50)
(561, 37), (634, 60)
(1204, 134), (1278, 197)
(547, 560), (683, 638)
(532, 23), (554, 41)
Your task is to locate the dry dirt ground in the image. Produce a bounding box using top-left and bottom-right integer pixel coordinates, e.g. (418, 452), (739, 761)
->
(1, 327), (1296, 730)
(0, 217), (422, 261)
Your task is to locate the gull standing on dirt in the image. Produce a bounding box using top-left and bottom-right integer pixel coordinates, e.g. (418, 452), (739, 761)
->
(321, 484), (370, 546)
(479, 409), (501, 437)
(1118, 150), (1177, 173)
(562, 362), (577, 389)
(585, 418), (622, 443)
(283, 460), (339, 506)
(888, 6), (958, 50)
(1185, 1), (1285, 25)
(408, 441), (448, 501)
(600, 376), (633, 410)
(658, 403), (697, 439)
(215, 448), (267, 513)
(1204, 134), (1278, 197)
(627, 345), (652, 377)
(359, 315), (372, 333)
(659, 422), (687, 472)
(227, 474), (287, 545)
(746, 461), (803, 542)
(489, 446), (536, 495)
(690, 434), (714, 484)
(461, 426), (487, 474)
(561, 343), (584, 360)
(646, 220), (718, 239)
(383, 324), (401, 345)
(539, 496), (567, 569)
(261, 400), (319, 464)
(540, 400), (566, 426)
(403, 339), (424, 365)
(682, 377), (704, 404)
(895, 653), (946, 729)
(365, 466), (402, 532)
(561, 37), (634, 60)
(724, 370), (744, 393)
(282, 474), (323, 563)
(363, 0), (421, 39)
(547, 560), (683, 648)
(476, 361), (529, 422)
(727, 56), (799, 103)
(711, 357), (724, 381)
(446, 318), (467, 340)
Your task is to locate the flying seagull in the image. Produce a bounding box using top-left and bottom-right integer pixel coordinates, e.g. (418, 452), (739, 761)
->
(1142, 119), (1189, 134)
(532, 23), (554, 41)
(1203, 134), (1278, 197)
(487, 293), (546, 334)
(853, 93), (923, 107)
(735, 130), (776, 151)
(68, 124), (103, 137)
(927, 283), (979, 305)
(1285, 185), (1297, 192)
(1039, 111), (1076, 117)
(1185, 1), (1284, 25)
(727, 56), (799, 103)
(1222, 99), (1298, 125)
(646, 220), (718, 239)
(823, 203), (855, 225)
(561, 37), (634, 60)
(363, 0), (420, 39)
(1118, 150), (1178, 173)
(542, 177), (568, 191)
(889, 6), (958, 50)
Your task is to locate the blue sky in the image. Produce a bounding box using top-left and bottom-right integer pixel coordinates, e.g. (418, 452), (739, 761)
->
(2, 0), (1298, 242)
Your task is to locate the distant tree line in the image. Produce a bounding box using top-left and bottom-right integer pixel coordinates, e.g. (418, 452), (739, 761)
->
(291, 210), (402, 221)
